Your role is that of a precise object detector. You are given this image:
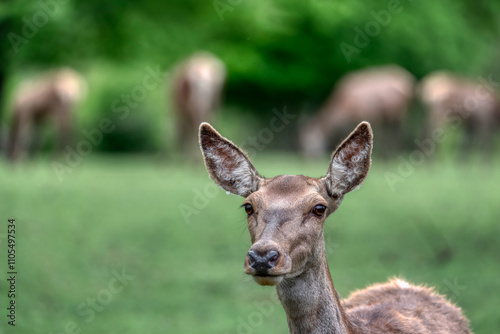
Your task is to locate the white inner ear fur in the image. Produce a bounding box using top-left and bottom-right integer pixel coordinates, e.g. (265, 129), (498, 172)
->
(204, 139), (260, 196)
(325, 135), (371, 195)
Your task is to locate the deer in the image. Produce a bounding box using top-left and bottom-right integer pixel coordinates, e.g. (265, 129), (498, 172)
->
(199, 121), (473, 334)
(171, 51), (226, 159)
(6, 67), (86, 161)
(299, 65), (415, 158)
(418, 71), (500, 154)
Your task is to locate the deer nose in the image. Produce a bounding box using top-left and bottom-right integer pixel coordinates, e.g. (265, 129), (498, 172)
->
(248, 250), (280, 273)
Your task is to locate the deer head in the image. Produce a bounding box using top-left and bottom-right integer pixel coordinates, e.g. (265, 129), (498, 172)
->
(199, 122), (372, 286)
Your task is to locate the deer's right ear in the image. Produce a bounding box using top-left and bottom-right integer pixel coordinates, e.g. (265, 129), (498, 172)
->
(322, 122), (373, 200)
(199, 123), (262, 197)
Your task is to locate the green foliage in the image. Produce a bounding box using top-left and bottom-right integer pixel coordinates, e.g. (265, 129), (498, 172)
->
(77, 62), (166, 152)
(1, 156), (499, 333)
(98, 110), (158, 152)
(1, 0), (500, 150)
(1, 3), (499, 332)
(216, 0), (499, 107)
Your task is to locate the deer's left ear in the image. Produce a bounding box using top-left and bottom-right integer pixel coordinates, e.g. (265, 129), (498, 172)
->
(199, 123), (262, 197)
(322, 122), (373, 199)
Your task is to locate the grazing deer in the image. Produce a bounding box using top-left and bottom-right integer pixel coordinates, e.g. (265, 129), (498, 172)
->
(299, 65), (415, 158)
(199, 122), (472, 334)
(418, 71), (500, 153)
(7, 68), (86, 161)
(171, 52), (226, 158)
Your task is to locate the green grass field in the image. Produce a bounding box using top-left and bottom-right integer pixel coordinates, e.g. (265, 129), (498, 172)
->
(1, 154), (499, 334)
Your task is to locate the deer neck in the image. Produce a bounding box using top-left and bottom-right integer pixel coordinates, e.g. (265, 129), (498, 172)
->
(276, 243), (353, 334)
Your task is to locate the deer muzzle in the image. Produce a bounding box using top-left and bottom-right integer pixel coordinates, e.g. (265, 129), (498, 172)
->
(244, 241), (291, 286)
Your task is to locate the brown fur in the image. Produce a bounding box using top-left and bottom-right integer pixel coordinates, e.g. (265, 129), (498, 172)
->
(300, 65), (415, 158)
(199, 122), (473, 334)
(7, 68), (85, 161)
(345, 279), (471, 334)
(419, 71), (500, 153)
(172, 52), (226, 159)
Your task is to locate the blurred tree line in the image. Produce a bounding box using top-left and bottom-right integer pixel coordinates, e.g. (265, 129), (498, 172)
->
(1, 0), (500, 152)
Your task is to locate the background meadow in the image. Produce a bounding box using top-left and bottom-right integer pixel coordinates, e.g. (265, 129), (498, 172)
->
(1, 0), (500, 333)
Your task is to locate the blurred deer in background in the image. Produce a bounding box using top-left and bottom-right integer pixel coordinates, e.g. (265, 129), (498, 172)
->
(171, 51), (226, 159)
(299, 65), (415, 158)
(199, 122), (473, 334)
(6, 68), (86, 161)
(419, 71), (500, 154)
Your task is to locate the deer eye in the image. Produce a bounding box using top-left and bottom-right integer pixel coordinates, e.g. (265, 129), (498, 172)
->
(243, 204), (254, 215)
(312, 205), (326, 217)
